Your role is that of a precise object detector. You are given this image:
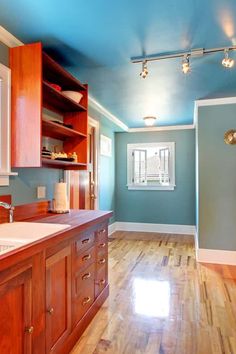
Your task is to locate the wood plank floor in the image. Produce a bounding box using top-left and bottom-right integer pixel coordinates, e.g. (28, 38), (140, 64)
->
(71, 231), (236, 354)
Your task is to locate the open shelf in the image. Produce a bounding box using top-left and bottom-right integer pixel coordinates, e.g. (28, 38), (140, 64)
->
(43, 53), (86, 92)
(42, 158), (87, 170)
(43, 81), (87, 113)
(42, 118), (87, 141)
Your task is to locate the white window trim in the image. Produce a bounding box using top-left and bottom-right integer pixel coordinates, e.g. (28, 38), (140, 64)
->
(127, 142), (176, 191)
(0, 63), (17, 186)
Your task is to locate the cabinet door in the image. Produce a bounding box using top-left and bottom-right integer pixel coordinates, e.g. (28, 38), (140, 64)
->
(46, 245), (71, 354)
(0, 267), (33, 354)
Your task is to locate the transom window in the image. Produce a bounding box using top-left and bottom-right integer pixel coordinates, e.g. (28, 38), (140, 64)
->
(127, 142), (175, 190)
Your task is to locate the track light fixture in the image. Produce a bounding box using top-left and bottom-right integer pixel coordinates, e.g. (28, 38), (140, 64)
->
(222, 49), (234, 68)
(132, 45), (236, 76)
(140, 60), (148, 79)
(182, 55), (191, 74)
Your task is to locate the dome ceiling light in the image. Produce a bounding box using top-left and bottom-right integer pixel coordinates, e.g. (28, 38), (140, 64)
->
(143, 116), (157, 126)
(132, 46), (236, 77)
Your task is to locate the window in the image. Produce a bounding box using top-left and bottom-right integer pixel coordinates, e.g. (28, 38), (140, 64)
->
(127, 142), (175, 190)
(0, 63), (17, 186)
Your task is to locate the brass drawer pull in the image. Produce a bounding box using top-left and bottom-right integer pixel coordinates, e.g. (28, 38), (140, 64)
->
(99, 243), (106, 248)
(47, 307), (54, 315)
(82, 254), (91, 261)
(25, 326), (34, 334)
(82, 272), (91, 280)
(98, 258), (106, 265)
(82, 238), (90, 244)
(99, 279), (106, 286)
(100, 229), (106, 234)
(82, 297), (91, 305)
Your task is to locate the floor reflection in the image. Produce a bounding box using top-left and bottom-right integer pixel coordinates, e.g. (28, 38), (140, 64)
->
(133, 278), (170, 318)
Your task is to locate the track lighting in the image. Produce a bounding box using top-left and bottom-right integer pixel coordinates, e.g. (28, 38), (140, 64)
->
(222, 49), (234, 68)
(140, 60), (148, 79)
(182, 55), (191, 74)
(143, 116), (156, 126)
(132, 45), (236, 77)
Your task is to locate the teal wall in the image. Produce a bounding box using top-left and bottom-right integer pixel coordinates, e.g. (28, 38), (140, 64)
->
(115, 129), (195, 225)
(0, 41), (63, 205)
(197, 104), (236, 250)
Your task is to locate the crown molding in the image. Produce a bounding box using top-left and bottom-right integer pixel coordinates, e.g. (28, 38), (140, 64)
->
(88, 95), (128, 131)
(128, 124), (195, 132)
(0, 26), (23, 47)
(194, 96), (236, 125)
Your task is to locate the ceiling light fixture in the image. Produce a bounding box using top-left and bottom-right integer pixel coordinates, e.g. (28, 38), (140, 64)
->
(140, 60), (148, 79)
(132, 45), (236, 76)
(182, 55), (191, 74)
(143, 116), (156, 126)
(222, 49), (234, 68)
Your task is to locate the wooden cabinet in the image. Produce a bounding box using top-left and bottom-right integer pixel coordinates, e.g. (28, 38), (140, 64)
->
(0, 211), (111, 354)
(46, 244), (71, 354)
(0, 266), (33, 354)
(10, 42), (88, 170)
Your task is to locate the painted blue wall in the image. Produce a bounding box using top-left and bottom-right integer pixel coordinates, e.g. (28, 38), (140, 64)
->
(115, 129), (195, 225)
(197, 104), (236, 250)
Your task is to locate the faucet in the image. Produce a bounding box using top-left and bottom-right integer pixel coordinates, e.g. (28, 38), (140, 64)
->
(0, 202), (14, 223)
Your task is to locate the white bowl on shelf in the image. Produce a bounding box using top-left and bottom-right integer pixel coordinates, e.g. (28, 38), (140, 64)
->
(62, 90), (83, 103)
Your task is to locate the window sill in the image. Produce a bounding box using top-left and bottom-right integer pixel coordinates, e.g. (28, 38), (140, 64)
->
(127, 184), (176, 191)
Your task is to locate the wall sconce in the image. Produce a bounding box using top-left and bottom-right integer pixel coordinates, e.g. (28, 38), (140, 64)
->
(224, 130), (236, 144)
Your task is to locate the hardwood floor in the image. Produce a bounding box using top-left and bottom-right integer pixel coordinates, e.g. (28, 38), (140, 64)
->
(70, 231), (236, 354)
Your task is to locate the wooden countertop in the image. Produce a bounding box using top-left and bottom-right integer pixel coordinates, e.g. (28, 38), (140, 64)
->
(0, 209), (113, 268)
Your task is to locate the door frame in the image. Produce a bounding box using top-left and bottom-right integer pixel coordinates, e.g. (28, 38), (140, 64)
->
(64, 116), (100, 210)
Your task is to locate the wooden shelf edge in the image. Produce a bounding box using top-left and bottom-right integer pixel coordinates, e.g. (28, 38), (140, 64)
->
(42, 158), (87, 170)
(42, 118), (87, 140)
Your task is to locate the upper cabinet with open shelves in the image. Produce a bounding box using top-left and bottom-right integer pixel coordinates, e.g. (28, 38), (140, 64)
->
(10, 42), (88, 169)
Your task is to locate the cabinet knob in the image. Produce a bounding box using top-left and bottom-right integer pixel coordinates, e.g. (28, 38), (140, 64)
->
(82, 297), (91, 305)
(98, 258), (106, 265)
(25, 326), (34, 334)
(82, 238), (90, 244)
(99, 243), (106, 248)
(47, 307), (54, 315)
(82, 272), (91, 280)
(82, 254), (91, 261)
(100, 229), (106, 234)
(99, 279), (106, 286)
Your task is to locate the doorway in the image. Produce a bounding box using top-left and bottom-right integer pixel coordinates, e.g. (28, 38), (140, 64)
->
(65, 117), (99, 210)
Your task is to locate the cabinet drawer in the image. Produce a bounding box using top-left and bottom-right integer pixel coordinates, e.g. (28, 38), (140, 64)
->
(74, 245), (95, 272)
(96, 224), (108, 243)
(72, 263), (95, 326)
(75, 230), (95, 254)
(95, 265), (107, 298)
(97, 241), (108, 259)
(96, 254), (108, 273)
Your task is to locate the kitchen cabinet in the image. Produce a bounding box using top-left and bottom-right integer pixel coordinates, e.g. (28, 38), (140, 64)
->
(10, 42), (88, 170)
(0, 265), (33, 354)
(0, 209), (112, 354)
(46, 244), (71, 354)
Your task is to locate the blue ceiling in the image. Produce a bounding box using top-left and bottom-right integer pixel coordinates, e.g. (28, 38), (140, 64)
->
(1, 0), (236, 128)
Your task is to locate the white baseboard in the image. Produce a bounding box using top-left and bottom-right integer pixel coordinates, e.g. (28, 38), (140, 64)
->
(108, 222), (195, 236)
(196, 248), (236, 265)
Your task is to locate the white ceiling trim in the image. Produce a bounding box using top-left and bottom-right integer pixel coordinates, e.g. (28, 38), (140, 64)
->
(194, 96), (236, 125)
(88, 95), (129, 131)
(0, 26), (23, 47)
(128, 124), (195, 132)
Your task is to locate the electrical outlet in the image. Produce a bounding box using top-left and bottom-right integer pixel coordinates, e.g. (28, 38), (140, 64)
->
(37, 186), (46, 199)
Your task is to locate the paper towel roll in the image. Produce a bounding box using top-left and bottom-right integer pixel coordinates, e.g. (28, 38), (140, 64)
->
(53, 182), (69, 212)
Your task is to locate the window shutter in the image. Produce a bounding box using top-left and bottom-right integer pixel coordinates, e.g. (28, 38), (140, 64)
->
(132, 149), (147, 184)
(159, 148), (170, 184)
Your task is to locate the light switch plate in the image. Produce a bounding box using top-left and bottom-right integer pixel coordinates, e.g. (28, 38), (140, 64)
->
(37, 186), (46, 199)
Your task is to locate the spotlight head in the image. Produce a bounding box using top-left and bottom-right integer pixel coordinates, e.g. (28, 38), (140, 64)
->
(222, 49), (234, 68)
(182, 55), (191, 74)
(140, 60), (148, 78)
